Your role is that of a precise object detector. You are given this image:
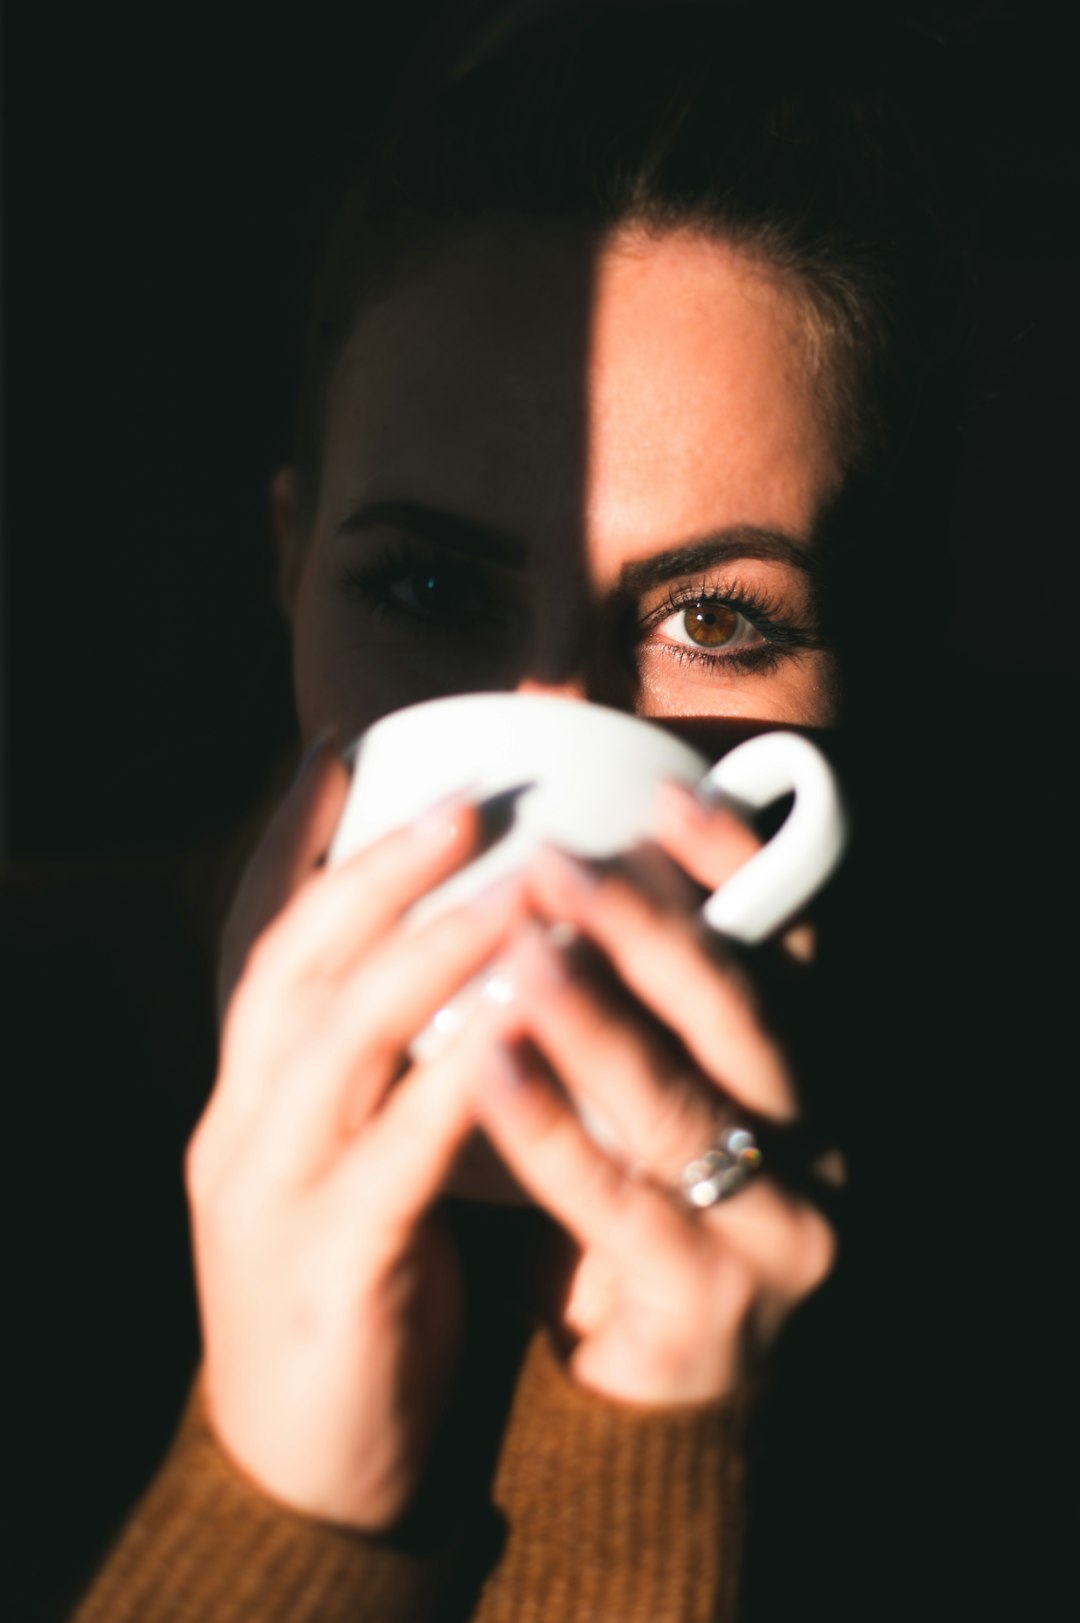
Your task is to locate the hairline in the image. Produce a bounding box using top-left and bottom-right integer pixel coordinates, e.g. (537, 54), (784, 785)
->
(294, 209), (864, 529)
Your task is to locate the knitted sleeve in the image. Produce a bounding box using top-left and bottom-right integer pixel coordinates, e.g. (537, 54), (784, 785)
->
(474, 1328), (744, 1623)
(69, 1384), (458, 1623)
(71, 1334), (744, 1623)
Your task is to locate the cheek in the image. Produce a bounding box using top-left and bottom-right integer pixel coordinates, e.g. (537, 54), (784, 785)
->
(288, 564), (499, 749)
(774, 655), (842, 729)
(639, 654), (840, 731)
(289, 620), (332, 745)
(289, 619), (401, 748)
(288, 558), (374, 745)
(754, 653), (843, 729)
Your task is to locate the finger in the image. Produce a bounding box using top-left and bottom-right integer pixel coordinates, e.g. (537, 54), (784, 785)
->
(653, 781), (815, 963)
(474, 1039), (836, 1396)
(501, 926), (736, 1181)
(229, 792), (484, 1014)
(523, 849), (797, 1120)
(476, 1039), (833, 1300)
(653, 780), (761, 890)
(495, 931), (832, 1306)
(256, 877), (525, 1177)
(473, 1037), (696, 1267)
(500, 934), (844, 1259)
(475, 1025), (834, 1309)
(703, 1177), (838, 1314)
(336, 1018), (498, 1245)
(209, 796), (493, 1163)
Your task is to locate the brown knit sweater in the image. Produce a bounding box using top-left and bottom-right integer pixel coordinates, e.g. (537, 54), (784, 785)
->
(73, 1329), (744, 1623)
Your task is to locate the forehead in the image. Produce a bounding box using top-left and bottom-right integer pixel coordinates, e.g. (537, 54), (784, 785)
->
(585, 230), (836, 553)
(320, 223), (838, 569)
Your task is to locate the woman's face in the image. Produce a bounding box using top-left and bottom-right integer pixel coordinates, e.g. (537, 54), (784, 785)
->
(279, 225), (843, 754)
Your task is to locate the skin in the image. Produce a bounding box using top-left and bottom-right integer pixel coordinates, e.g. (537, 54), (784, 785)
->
(189, 224), (842, 1530)
(279, 224), (842, 738)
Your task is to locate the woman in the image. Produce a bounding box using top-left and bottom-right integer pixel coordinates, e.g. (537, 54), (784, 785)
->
(66, 5), (986, 1619)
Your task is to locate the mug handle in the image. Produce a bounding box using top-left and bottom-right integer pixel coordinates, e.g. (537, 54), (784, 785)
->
(698, 732), (848, 943)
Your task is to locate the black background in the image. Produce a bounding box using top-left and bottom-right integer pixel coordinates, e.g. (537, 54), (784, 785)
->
(4, 0), (466, 858)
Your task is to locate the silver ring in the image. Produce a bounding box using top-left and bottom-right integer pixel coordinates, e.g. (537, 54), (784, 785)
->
(678, 1123), (763, 1208)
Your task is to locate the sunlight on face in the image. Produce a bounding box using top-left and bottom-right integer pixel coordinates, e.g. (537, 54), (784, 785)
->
(282, 223), (844, 751)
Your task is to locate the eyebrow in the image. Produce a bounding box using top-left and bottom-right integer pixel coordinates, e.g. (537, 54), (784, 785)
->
(337, 501), (816, 587)
(336, 500), (529, 568)
(617, 530), (818, 594)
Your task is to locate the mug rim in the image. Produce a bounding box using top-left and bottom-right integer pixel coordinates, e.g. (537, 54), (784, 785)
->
(347, 690), (710, 769)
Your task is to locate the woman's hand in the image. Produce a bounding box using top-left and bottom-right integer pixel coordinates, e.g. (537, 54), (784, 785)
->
(473, 783), (837, 1407)
(187, 744), (522, 1529)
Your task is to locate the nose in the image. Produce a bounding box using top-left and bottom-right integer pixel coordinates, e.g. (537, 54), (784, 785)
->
(512, 595), (636, 711)
(514, 677), (590, 704)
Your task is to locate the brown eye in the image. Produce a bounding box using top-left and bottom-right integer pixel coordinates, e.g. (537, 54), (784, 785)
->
(644, 592), (766, 664)
(684, 598), (740, 646)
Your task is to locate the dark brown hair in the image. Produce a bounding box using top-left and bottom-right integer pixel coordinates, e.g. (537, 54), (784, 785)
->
(292, 3), (968, 528)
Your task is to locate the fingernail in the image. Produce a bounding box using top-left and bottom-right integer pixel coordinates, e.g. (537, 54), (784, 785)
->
(657, 778), (758, 835)
(655, 779), (711, 829)
(484, 923), (568, 1008)
(467, 872), (523, 918)
(412, 789), (474, 845)
(695, 782), (756, 825)
(409, 1007), (458, 1064)
(481, 961), (518, 1008)
(535, 845), (600, 895)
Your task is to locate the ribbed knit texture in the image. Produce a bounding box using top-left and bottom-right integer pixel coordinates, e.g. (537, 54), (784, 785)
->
(475, 1329), (743, 1623)
(71, 1387), (456, 1623)
(72, 1330), (743, 1622)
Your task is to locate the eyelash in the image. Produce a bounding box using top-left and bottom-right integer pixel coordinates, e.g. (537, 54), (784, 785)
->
(637, 579), (816, 674)
(341, 543), (814, 677)
(341, 541), (511, 636)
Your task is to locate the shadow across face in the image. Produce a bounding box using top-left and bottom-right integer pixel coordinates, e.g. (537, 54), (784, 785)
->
(278, 221), (846, 756)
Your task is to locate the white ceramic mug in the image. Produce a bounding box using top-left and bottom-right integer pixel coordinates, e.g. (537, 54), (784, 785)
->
(329, 692), (847, 944)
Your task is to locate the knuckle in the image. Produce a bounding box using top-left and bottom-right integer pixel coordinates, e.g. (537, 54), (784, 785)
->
(425, 898), (503, 964)
(795, 1209), (839, 1296)
(350, 810), (473, 899)
(184, 1126), (216, 1205)
(196, 1167), (265, 1247)
(185, 1120), (267, 1240)
(327, 981), (397, 1071)
(235, 925), (286, 997)
(218, 972), (265, 1054)
(645, 1072), (711, 1165)
(229, 914), (316, 1028)
(712, 1256), (757, 1331)
(580, 1145), (628, 1210)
